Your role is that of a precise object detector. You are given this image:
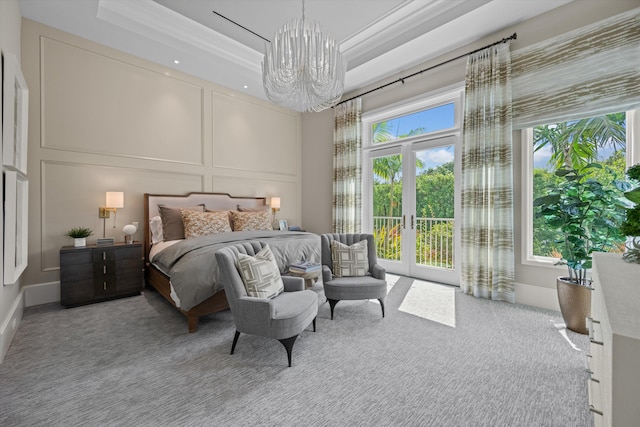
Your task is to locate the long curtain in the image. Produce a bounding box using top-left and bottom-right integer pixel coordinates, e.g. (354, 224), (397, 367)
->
(333, 98), (362, 233)
(460, 42), (515, 303)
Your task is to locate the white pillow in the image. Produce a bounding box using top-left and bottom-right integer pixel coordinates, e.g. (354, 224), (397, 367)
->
(150, 215), (163, 244)
(236, 245), (284, 298)
(331, 239), (370, 277)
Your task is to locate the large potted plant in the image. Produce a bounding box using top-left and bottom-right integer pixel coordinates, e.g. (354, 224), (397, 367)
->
(534, 164), (627, 334)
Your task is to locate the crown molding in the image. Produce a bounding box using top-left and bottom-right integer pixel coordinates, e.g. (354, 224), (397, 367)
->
(340, 0), (492, 69)
(97, 0), (263, 73)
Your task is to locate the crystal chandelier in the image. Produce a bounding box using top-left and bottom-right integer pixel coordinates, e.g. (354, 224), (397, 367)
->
(262, 0), (346, 113)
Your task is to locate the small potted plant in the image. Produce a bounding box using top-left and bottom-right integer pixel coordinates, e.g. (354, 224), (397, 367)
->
(621, 163), (640, 263)
(534, 164), (627, 334)
(65, 227), (93, 247)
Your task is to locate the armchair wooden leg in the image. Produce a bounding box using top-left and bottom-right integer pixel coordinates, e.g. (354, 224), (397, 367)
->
(328, 299), (339, 320)
(312, 317), (316, 332)
(378, 299), (385, 318)
(230, 330), (240, 355)
(279, 335), (299, 367)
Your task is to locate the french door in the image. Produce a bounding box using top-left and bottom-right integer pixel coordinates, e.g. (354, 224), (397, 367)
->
(364, 135), (460, 285)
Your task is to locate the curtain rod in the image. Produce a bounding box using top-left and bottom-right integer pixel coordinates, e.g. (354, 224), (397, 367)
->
(336, 32), (517, 107)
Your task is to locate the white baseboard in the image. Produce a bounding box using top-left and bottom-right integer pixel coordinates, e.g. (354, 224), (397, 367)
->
(0, 288), (25, 363)
(515, 282), (560, 312)
(24, 281), (60, 307)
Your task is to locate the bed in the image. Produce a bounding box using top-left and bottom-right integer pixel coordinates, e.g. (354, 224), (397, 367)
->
(143, 192), (320, 332)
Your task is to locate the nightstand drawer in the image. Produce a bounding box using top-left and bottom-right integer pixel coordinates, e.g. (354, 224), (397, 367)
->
(116, 258), (143, 277)
(116, 245), (142, 260)
(60, 250), (92, 266)
(60, 278), (94, 306)
(92, 248), (115, 263)
(60, 263), (93, 282)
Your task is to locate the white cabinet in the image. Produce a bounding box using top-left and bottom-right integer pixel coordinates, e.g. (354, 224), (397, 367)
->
(589, 253), (640, 427)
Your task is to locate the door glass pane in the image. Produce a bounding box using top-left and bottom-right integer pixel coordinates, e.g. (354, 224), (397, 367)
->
(415, 145), (455, 269)
(372, 103), (455, 145)
(372, 153), (403, 261)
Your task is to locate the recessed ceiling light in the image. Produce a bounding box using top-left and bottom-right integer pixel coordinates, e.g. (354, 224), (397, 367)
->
(173, 60), (180, 64)
(243, 85), (248, 89)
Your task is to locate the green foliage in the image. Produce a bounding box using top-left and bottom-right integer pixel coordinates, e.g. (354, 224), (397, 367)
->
(374, 225), (401, 261)
(65, 227), (93, 238)
(531, 115), (628, 258)
(622, 238), (640, 264)
(415, 221), (454, 267)
(620, 163), (640, 237)
(534, 113), (625, 170)
(534, 164), (627, 285)
(627, 163), (640, 181)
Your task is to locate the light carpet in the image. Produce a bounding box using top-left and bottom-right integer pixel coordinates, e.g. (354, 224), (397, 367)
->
(0, 275), (592, 426)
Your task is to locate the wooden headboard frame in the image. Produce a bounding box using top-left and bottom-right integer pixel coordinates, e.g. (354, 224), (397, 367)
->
(143, 192), (267, 264)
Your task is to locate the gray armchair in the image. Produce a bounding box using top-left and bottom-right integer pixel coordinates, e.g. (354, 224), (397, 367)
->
(215, 241), (318, 367)
(321, 233), (387, 319)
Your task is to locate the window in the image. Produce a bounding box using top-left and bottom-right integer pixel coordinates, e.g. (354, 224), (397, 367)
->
(523, 110), (639, 265)
(371, 103), (455, 145)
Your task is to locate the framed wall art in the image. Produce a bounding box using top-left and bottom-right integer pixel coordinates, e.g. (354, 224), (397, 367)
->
(3, 170), (29, 285)
(2, 51), (29, 174)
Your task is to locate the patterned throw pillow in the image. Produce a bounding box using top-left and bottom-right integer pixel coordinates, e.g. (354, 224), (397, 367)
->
(158, 204), (205, 241)
(231, 210), (273, 231)
(331, 240), (370, 277)
(236, 245), (284, 298)
(181, 210), (232, 239)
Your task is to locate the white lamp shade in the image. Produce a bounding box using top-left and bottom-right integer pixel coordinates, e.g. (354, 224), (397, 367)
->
(106, 191), (124, 208)
(270, 197), (280, 209)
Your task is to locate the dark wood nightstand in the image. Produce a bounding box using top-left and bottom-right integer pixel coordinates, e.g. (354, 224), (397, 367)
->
(60, 242), (143, 307)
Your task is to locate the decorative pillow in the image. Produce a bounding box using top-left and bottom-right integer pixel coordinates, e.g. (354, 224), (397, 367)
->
(237, 204), (269, 212)
(205, 209), (235, 231)
(231, 210), (273, 231)
(150, 215), (163, 244)
(236, 245), (284, 298)
(181, 210), (232, 239)
(331, 240), (370, 277)
(158, 204), (204, 241)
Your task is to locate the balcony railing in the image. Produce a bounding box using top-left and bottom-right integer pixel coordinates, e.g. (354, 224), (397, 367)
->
(373, 216), (454, 269)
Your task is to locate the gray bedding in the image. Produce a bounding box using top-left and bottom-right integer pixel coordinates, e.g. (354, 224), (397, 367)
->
(151, 230), (321, 311)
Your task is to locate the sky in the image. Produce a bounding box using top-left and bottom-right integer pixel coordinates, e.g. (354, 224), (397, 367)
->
(375, 102), (456, 172)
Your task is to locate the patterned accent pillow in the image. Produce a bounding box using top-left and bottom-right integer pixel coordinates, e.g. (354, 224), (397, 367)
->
(231, 210), (273, 231)
(206, 209), (234, 231)
(158, 204), (205, 241)
(236, 245), (284, 298)
(181, 210), (232, 239)
(331, 240), (370, 277)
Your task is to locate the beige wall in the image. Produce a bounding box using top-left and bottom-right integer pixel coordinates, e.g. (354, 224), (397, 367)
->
(21, 20), (302, 290)
(300, 0), (640, 309)
(0, 0), (24, 362)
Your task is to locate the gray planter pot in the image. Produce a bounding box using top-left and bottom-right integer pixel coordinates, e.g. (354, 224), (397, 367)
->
(557, 277), (591, 334)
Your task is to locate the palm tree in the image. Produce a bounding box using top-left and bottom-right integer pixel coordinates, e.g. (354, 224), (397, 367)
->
(371, 121), (426, 218)
(372, 121), (393, 143)
(534, 113), (626, 170)
(373, 155), (403, 217)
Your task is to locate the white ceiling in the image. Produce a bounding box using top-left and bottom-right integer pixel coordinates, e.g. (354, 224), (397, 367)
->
(18, 0), (573, 104)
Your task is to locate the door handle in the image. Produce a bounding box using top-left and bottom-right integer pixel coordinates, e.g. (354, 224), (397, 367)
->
(411, 215), (414, 229)
(402, 215), (406, 229)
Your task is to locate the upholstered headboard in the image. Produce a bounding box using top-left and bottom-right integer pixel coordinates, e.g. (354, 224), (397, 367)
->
(143, 192), (267, 263)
